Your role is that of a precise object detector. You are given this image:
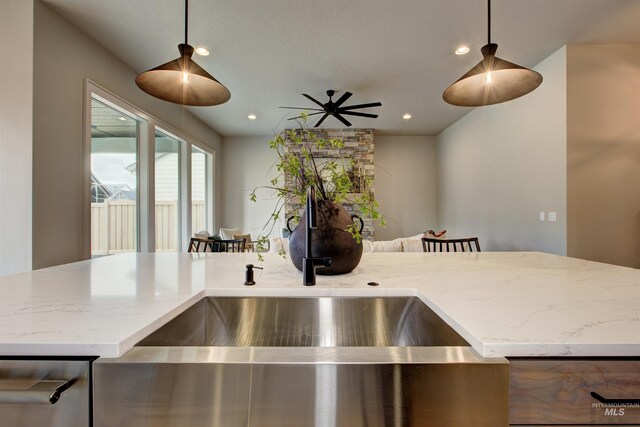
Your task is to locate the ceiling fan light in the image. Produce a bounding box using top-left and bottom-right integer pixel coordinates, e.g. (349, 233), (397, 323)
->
(442, 43), (542, 107)
(136, 44), (231, 106)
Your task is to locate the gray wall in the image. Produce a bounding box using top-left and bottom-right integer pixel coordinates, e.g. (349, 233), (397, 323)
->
(375, 135), (437, 240)
(436, 47), (567, 254)
(220, 134), (437, 241)
(219, 136), (280, 239)
(0, 0), (34, 276)
(567, 44), (640, 268)
(32, 1), (222, 269)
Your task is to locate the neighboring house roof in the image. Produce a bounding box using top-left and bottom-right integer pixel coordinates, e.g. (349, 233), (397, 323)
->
(110, 189), (136, 200)
(105, 184), (135, 201)
(91, 174), (137, 202)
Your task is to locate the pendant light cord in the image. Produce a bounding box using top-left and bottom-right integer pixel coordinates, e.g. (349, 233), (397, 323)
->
(184, 0), (189, 45)
(487, 0), (491, 44)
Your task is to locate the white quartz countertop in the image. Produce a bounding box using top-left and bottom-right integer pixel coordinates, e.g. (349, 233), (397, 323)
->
(1, 252), (639, 358)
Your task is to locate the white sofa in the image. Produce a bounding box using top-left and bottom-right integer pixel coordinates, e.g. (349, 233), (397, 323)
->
(269, 233), (429, 254)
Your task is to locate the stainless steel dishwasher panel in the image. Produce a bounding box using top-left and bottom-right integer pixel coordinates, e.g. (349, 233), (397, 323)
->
(0, 358), (93, 427)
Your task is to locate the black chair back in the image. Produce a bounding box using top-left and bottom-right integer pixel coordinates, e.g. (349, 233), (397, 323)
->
(188, 237), (215, 252)
(421, 237), (481, 252)
(215, 239), (246, 253)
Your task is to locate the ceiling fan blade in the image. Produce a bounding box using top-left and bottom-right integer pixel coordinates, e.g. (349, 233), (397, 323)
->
(339, 111), (379, 118)
(287, 112), (326, 120)
(314, 113), (330, 127)
(302, 94), (327, 109)
(279, 106), (325, 111)
(334, 113), (352, 127)
(333, 91), (353, 108)
(339, 102), (382, 111)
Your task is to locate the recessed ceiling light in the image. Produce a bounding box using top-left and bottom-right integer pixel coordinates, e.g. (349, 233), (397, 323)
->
(195, 47), (210, 56)
(402, 113), (412, 120)
(455, 46), (470, 55)
(118, 116), (127, 121)
(248, 114), (257, 120)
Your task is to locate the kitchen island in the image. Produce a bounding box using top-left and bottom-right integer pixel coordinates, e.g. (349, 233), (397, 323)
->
(1, 251), (639, 358)
(2, 252), (640, 426)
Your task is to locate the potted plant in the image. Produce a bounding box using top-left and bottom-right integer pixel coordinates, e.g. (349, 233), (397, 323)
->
(250, 114), (384, 274)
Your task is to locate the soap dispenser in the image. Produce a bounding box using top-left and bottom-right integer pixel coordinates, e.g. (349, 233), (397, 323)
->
(244, 264), (263, 286)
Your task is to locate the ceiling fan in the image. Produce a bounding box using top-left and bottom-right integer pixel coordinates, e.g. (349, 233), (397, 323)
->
(280, 90), (382, 127)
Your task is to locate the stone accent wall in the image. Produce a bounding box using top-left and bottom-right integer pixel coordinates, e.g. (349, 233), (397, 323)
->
(284, 128), (375, 240)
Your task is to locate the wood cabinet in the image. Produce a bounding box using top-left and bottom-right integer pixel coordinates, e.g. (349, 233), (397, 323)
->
(509, 358), (640, 425)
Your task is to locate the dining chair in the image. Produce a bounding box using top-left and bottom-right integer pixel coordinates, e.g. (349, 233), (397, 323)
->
(216, 239), (246, 253)
(233, 234), (253, 252)
(188, 237), (215, 252)
(421, 237), (481, 253)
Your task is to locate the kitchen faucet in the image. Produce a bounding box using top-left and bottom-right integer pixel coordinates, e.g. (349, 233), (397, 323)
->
(302, 185), (332, 286)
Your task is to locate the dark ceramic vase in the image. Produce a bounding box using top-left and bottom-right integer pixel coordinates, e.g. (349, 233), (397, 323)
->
(287, 201), (364, 275)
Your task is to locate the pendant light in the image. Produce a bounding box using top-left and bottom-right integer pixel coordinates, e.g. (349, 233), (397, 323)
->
(442, 0), (542, 107)
(135, 0), (231, 106)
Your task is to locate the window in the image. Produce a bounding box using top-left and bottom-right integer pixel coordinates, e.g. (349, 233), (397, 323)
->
(191, 146), (213, 236)
(90, 98), (142, 257)
(155, 129), (181, 252)
(85, 81), (215, 257)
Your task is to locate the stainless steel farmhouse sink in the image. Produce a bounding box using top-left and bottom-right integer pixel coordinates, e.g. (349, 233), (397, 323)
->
(138, 296), (471, 348)
(93, 297), (509, 427)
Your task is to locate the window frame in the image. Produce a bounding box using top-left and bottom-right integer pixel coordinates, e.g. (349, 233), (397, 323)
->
(154, 125), (184, 252)
(190, 145), (214, 236)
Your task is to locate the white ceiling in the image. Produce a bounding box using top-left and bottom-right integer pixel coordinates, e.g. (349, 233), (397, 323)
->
(43, 0), (640, 137)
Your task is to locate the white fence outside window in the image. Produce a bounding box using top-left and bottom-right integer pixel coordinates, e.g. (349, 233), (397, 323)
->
(91, 200), (205, 254)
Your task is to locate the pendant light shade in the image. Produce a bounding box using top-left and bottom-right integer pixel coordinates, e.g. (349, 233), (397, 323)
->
(442, 1), (542, 107)
(135, 0), (230, 106)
